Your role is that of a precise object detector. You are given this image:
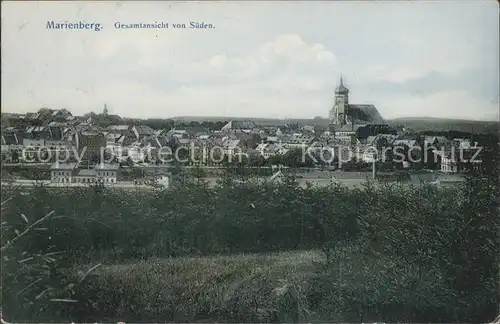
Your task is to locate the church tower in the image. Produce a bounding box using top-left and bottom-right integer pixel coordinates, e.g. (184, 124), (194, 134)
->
(329, 75), (349, 125)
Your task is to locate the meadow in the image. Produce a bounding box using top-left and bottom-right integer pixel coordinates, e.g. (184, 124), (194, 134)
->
(1, 166), (499, 323)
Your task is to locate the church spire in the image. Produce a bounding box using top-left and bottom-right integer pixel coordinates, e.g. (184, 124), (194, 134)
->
(335, 74), (349, 95)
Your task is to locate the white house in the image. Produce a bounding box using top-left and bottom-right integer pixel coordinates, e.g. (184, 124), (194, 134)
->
(361, 146), (379, 163)
(73, 169), (97, 183)
(221, 139), (242, 156)
(95, 163), (119, 183)
(50, 162), (77, 183)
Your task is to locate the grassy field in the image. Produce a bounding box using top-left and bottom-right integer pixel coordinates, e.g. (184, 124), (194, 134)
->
(67, 244), (492, 323)
(68, 249), (437, 323)
(70, 250), (323, 322)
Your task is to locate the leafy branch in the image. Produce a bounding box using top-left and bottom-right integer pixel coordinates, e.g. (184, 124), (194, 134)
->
(1, 211), (55, 252)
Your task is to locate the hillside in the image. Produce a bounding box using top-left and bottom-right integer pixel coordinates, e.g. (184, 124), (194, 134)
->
(387, 117), (498, 134)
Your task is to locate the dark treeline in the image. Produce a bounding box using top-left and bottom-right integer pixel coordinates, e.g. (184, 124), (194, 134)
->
(416, 130), (499, 142)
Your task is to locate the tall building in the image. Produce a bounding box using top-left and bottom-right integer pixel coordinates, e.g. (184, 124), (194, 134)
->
(329, 75), (350, 125)
(328, 76), (385, 126)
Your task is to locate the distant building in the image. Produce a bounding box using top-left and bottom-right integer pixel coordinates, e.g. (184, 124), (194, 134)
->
(50, 163), (77, 183)
(51, 109), (73, 123)
(424, 136), (448, 149)
(440, 154), (457, 174)
(22, 138), (45, 147)
(132, 125), (156, 140)
(221, 120), (257, 132)
(436, 148), (482, 174)
(75, 131), (106, 162)
(328, 75), (385, 127)
(95, 163), (119, 183)
(331, 124), (358, 144)
(221, 138), (243, 156)
(284, 134), (317, 149)
(50, 162), (120, 184)
(73, 169), (97, 183)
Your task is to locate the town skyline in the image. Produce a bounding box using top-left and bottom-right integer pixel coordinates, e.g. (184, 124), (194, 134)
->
(2, 1), (499, 121)
(2, 105), (498, 123)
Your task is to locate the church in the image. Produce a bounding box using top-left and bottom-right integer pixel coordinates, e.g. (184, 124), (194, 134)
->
(327, 76), (386, 143)
(328, 76), (385, 126)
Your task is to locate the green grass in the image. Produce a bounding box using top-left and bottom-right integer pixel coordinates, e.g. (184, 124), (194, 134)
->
(69, 250), (323, 323)
(66, 247), (474, 323)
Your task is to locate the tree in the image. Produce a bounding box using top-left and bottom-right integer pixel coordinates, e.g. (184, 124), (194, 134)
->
(282, 148), (313, 168)
(90, 153), (100, 165)
(1, 188), (100, 322)
(248, 154), (265, 167)
(268, 154), (282, 166)
(36, 108), (54, 123)
(191, 165), (207, 186)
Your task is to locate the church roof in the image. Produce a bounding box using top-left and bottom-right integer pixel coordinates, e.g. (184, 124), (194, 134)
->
(347, 104), (385, 124)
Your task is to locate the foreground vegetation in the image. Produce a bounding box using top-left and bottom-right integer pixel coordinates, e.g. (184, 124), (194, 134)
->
(1, 162), (499, 322)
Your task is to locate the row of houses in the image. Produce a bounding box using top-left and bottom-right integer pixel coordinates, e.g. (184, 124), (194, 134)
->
(49, 162), (172, 188)
(2, 109), (483, 174)
(3, 126), (480, 174)
(50, 163), (120, 183)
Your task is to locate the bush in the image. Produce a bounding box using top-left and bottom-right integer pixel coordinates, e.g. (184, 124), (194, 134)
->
(1, 167), (498, 322)
(1, 185), (101, 322)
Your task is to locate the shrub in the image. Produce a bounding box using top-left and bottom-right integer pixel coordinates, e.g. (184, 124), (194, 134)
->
(1, 166), (498, 322)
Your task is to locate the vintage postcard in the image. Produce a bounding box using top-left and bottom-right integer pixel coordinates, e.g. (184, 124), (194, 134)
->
(1, 1), (499, 323)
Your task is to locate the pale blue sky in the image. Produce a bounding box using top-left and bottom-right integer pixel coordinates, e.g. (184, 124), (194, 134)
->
(1, 1), (498, 120)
